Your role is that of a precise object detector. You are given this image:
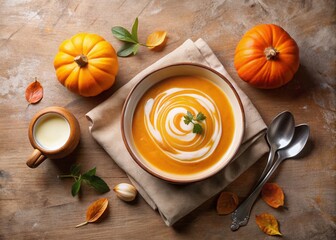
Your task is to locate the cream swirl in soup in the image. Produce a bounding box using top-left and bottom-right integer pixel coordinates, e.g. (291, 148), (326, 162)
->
(132, 76), (235, 175)
(144, 88), (222, 162)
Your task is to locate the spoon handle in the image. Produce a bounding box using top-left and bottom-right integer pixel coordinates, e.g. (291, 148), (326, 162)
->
(231, 153), (283, 231)
(257, 147), (276, 186)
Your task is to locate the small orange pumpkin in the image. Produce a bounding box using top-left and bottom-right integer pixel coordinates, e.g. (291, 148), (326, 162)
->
(234, 24), (299, 89)
(54, 33), (118, 97)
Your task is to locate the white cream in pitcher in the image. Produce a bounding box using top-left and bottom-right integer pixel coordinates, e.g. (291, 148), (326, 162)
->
(34, 113), (70, 150)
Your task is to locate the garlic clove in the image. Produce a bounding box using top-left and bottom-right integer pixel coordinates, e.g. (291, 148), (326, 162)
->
(113, 183), (137, 202)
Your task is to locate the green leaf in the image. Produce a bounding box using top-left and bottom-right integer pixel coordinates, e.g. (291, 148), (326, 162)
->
(132, 43), (139, 55)
(61, 165), (110, 196)
(71, 178), (82, 197)
(70, 164), (81, 176)
(196, 112), (206, 121)
(187, 111), (194, 120)
(183, 118), (191, 125)
(117, 43), (139, 57)
(83, 167), (96, 177)
(183, 112), (193, 125)
(193, 123), (203, 134)
(87, 175), (110, 193)
(111, 26), (137, 43)
(131, 17), (139, 42)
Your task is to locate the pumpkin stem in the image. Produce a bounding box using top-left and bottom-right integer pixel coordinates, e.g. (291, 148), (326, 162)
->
(74, 54), (88, 67)
(264, 47), (279, 60)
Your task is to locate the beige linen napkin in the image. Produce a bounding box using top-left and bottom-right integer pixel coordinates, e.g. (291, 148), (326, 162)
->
(86, 39), (269, 226)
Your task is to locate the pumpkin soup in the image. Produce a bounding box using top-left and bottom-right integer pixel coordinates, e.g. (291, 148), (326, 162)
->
(132, 75), (235, 175)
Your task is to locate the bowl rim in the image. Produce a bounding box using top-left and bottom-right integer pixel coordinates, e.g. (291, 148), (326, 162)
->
(121, 63), (245, 183)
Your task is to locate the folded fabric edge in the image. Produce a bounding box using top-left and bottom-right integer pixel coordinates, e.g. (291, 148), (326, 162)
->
(86, 113), (93, 131)
(128, 175), (158, 210)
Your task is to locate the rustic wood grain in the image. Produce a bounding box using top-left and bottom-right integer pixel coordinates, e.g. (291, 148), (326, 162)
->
(0, 0), (335, 239)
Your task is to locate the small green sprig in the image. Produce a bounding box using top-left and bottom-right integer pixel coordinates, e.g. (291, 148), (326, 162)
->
(112, 18), (145, 57)
(112, 17), (168, 57)
(58, 164), (110, 197)
(183, 111), (206, 134)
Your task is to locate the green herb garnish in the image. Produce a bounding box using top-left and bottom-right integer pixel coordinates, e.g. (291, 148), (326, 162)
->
(112, 18), (144, 57)
(183, 111), (206, 134)
(58, 164), (110, 197)
(112, 18), (168, 57)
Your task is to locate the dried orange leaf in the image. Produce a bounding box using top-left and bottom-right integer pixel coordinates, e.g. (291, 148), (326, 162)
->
(261, 183), (285, 208)
(216, 191), (239, 215)
(146, 31), (167, 51)
(25, 78), (43, 104)
(76, 198), (108, 228)
(255, 213), (282, 236)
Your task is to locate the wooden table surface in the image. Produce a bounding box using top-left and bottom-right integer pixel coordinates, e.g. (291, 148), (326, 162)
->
(1, 0), (335, 239)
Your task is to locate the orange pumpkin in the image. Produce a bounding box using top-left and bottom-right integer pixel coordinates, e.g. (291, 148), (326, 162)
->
(54, 33), (119, 97)
(234, 24), (299, 89)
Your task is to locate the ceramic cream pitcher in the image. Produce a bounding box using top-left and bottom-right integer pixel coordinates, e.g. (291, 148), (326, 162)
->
(26, 106), (80, 168)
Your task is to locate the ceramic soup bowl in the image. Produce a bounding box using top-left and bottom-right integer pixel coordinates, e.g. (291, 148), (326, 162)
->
(121, 63), (245, 183)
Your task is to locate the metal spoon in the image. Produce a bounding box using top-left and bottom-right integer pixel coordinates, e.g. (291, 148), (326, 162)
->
(231, 124), (310, 231)
(258, 111), (295, 184)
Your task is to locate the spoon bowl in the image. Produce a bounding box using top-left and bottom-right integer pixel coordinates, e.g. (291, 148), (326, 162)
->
(277, 124), (310, 160)
(267, 111), (295, 150)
